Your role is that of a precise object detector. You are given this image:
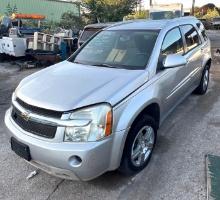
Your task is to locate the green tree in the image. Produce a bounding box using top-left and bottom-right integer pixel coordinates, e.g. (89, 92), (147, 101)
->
(194, 7), (202, 19)
(5, 3), (18, 16)
(203, 8), (220, 19)
(13, 5), (18, 14)
(5, 3), (13, 16)
(59, 11), (85, 30)
(124, 10), (149, 20)
(82, 0), (139, 23)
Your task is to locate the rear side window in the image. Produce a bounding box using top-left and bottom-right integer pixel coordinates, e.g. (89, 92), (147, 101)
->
(162, 27), (184, 55)
(201, 30), (208, 41)
(181, 25), (201, 52)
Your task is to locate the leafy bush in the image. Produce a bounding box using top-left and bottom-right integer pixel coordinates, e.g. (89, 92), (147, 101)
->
(59, 11), (85, 30)
(124, 10), (149, 20)
(203, 8), (220, 19)
(82, 0), (139, 23)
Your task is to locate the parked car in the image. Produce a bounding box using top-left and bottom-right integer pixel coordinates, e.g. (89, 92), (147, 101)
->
(198, 18), (212, 30)
(5, 17), (211, 181)
(78, 23), (114, 47)
(212, 17), (220, 29)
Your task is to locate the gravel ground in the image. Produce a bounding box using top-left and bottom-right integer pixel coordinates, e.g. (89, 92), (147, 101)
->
(1, 31), (220, 200)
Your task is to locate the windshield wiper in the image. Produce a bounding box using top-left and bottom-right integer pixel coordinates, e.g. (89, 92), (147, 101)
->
(92, 63), (118, 68)
(73, 61), (83, 64)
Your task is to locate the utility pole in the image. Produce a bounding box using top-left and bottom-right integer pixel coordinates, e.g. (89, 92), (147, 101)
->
(192, 0), (195, 16)
(150, 0), (153, 6)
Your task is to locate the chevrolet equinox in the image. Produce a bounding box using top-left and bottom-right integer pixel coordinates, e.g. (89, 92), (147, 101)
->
(5, 17), (212, 181)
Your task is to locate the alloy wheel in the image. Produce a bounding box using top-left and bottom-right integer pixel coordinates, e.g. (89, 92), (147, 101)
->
(131, 126), (155, 167)
(203, 69), (209, 91)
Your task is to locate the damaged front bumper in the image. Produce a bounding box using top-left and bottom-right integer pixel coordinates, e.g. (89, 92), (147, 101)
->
(5, 109), (114, 181)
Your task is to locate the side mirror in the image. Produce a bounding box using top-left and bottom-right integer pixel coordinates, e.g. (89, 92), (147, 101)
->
(163, 54), (187, 68)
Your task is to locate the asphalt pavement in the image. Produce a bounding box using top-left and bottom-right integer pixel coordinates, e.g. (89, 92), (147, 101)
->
(1, 31), (220, 200)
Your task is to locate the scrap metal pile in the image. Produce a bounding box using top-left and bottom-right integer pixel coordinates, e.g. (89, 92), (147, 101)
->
(0, 14), (78, 67)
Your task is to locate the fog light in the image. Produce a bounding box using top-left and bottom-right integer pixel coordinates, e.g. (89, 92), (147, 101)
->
(69, 156), (82, 167)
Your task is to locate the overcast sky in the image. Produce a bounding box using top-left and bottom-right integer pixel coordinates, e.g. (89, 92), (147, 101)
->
(143, 0), (220, 9)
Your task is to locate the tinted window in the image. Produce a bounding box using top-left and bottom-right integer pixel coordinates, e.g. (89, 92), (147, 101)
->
(181, 25), (201, 52)
(201, 30), (208, 41)
(162, 28), (184, 55)
(80, 29), (100, 42)
(197, 22), (208, 41)
(70, 30), (159, 70)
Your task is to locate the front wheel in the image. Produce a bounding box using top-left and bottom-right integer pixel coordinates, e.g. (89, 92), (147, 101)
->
(194, 66), (210, 95)
(0, 53), (5, 62)
(119, 115), (157, 175)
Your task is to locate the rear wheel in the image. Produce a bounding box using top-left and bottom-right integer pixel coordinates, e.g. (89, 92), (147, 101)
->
(119, 115), (157, 175)
(194, 66), (210, 95)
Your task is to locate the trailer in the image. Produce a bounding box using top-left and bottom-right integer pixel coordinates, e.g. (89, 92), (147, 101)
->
(1, 37), (26, 57)
(149, 3), (184, 20)
(0, 14), (78, 67)
(0, 14), (45, 58)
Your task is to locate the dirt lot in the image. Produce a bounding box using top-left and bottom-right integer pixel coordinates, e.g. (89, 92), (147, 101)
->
(1, 32), (220, 200)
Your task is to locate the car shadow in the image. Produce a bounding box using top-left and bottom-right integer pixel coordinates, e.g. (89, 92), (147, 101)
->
(86, 170), (132, 190)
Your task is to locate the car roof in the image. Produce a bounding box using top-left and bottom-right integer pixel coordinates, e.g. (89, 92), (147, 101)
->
(84, 22), (115, 29)
(106, 17), (198, 31)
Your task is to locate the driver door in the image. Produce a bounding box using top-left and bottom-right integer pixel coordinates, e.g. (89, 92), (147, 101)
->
(158, 27), (189, 116)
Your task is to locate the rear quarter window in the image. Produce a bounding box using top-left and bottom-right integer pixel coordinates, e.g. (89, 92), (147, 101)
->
(197, 22), (208, 41)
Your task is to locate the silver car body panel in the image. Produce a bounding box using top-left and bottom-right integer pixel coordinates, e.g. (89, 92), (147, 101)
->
(5, 17), (212, 180)
(15, 61), (149, 111)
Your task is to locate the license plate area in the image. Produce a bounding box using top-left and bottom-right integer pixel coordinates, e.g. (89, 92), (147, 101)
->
(11, 137), (32, 161)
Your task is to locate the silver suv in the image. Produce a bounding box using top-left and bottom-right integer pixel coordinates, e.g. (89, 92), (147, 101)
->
(5, 17), (211, 181)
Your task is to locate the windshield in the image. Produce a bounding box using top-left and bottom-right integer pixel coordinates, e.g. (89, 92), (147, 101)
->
(70, 30), (159, 70)
(80, 28), (101, 42)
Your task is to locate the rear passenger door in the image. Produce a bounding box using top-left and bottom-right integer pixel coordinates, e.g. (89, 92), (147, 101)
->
(180, 24), (203, 88)
(196, 21), (211, 73)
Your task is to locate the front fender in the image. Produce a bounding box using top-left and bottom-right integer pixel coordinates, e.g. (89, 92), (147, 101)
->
(113, 87), (161, 132)
(109, 86), (161, 170)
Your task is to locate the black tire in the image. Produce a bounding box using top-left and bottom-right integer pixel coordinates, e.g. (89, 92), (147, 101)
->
(194, 65), (210, 95)
(119, 115), (157, 175)
(0, 53), (5, 62)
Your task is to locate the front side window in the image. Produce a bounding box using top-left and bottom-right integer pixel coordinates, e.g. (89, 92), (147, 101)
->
(181, 25), (201, 52)
(161, 28), (184, 55)
(70, 30), (159, 70)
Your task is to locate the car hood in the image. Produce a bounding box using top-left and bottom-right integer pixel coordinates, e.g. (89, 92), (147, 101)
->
(16, 61), (149, 111)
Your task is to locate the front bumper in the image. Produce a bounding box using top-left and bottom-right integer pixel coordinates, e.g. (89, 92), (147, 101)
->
(5, 109), (114, 181)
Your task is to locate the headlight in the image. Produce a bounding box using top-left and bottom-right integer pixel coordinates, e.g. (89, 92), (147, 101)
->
(64, 104), (112, 142)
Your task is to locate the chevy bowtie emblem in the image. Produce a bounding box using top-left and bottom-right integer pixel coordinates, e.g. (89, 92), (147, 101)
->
(21, 112), (30, 121)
